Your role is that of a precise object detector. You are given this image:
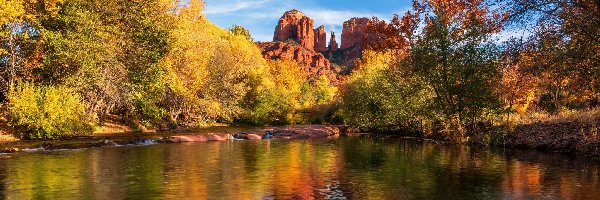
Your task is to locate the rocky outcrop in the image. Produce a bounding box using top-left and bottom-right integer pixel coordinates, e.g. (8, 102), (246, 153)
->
(166, 134), (231, 142)
(329, 31), (338, 51)
(325, 45), (362, 72)
(273, 9), (315, 51)
(263, 10), (375, 83)
(257, 41), (340, 83)
(270, 125), (346, 139)
(341, 17), (370, 49)
(314, 26), (327, 52)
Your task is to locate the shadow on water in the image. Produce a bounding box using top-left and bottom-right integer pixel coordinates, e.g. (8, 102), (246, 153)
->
(0, 135), (597, 199)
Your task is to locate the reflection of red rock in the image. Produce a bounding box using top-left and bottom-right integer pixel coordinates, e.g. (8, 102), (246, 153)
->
(341, 17), (370, 49)
(257, 41), (340, 83)
(314, 25), (327, 52)
(274, 9), (315, 51)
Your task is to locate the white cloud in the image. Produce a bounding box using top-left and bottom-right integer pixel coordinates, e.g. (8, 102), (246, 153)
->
(202, 0), (407, 42)
(303, 9), (385, 26)
(204, 0), (275, 14)
(253, 34), (273, 42)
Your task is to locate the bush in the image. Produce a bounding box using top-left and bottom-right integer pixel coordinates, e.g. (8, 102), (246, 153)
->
(341, 51), (433, 133)
(7, 83), (93, 139)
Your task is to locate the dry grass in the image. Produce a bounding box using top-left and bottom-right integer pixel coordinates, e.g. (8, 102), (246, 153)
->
(0, 116), (18, 143)
(511, 108), (600, 125)
(94, 114), (133, 134)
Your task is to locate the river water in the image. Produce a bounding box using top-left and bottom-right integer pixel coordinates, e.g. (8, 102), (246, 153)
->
(0, 135), (598, 199)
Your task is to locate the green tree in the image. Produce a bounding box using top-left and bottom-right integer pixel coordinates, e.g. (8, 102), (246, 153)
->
(228, 24), (253, 42)
(0, 0), (26, 96)
(342, 51), (432, 132)
(31, 0), (175, 127)
(7, 82), (93, 139)
(404, 0), (505, 139)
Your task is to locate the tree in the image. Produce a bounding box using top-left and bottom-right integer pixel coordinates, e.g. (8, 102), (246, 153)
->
(228, 25), (253, 42)
(342, 51), (432, 132)
(403, 0), (506, 138)
(0, 0), (26, 97)
(507, 0), (600, 112)
(499, 39), (539, 125)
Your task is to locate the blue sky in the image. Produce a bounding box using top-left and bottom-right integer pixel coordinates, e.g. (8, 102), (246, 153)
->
(202, 0), (413, 42)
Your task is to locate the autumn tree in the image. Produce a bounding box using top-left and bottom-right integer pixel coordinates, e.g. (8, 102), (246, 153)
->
(506, 0), (600, 112)
(0, 0), (27, 97)
(402, 0), (507, 139)
(342, 51), (432, 132)
(499, 39), (539, 125)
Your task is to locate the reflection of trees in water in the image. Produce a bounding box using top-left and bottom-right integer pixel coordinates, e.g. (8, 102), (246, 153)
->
(0, 138), (597, 199)
(337, 136), (600, 199)
(501, 149), (600, 199)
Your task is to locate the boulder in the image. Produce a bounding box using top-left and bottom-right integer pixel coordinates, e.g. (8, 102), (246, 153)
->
(271, 125), (344, 139)
(165, 134), (228, 143)
(246, 134), (262, 140)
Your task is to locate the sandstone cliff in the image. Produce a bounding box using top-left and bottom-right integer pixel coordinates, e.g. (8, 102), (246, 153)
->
(314, 26), (327, 52)
(257, 41), (340, 83)
(341, 17), (370, 49)
(329, 31), (338, 51)
(260, 10), (375, 83)
(273, 9), (316, 51)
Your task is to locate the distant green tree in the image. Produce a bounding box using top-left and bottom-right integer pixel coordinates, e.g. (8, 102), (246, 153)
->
(228, 24), (253, 42)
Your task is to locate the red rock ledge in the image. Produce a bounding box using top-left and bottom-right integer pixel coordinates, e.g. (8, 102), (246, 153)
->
(164, 125), (348, 143)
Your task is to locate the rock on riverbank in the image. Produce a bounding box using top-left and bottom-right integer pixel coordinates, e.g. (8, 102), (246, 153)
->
(164, 125), (348, 143)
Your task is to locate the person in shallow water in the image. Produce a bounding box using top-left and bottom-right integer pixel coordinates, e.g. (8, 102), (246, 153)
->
(233, 132), (248, 140)
(232, 132), (274, 140)
(262, 131), (274, 140)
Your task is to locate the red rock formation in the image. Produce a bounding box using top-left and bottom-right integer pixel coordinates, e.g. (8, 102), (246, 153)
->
(257, 41), (340, 83)
(329, 31), (338, 51)
(314, 25), (327, 52)
(341, 17), (370, 49)
(273, 9), (315, 51)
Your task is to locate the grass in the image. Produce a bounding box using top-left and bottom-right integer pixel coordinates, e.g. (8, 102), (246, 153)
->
(511, 108), (600, 125)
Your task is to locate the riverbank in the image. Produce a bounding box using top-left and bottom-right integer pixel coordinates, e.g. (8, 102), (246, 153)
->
(504, 110), (600, 156)
(0, 110), (599, 157)
(0, 125), (349, 153)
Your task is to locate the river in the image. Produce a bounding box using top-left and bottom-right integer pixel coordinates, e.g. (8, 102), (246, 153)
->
(0, 135), (598, 199)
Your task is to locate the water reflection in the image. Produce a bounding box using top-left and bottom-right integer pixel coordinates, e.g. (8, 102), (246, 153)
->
(0, 136), (598, 199)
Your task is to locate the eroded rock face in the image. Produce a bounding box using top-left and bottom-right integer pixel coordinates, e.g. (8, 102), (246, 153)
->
(262, 10), (375, 83)
(314, 25), (327, 52)
(329, 31), (338, 51)
(341, 17), (370, 49)
(273, 9), (315, 51)
(257, 41), (340, 83)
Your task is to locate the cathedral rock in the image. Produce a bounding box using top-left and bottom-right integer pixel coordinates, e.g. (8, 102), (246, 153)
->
(259, 10), (375, 84)
(273, 10), (316, 51)
(341, 17), (371, 49)
(314, 25), (327, 52)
